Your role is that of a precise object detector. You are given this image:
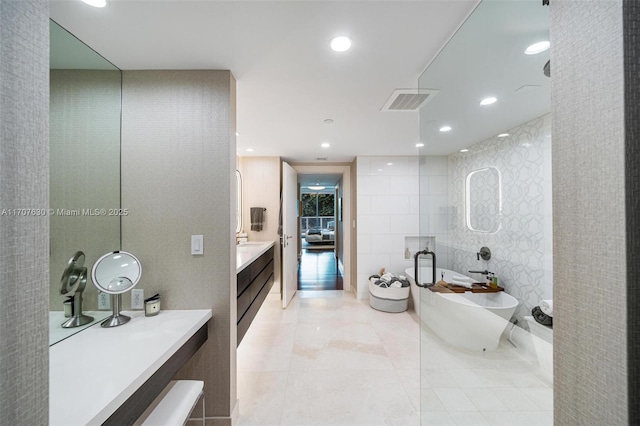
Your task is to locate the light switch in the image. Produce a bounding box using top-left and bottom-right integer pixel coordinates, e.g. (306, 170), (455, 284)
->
(191, 235), (204, 255)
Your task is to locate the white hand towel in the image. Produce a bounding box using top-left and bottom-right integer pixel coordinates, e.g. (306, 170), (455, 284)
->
(452, 275), (470, 282)
(540, 299), (553, 317)
(451, 279), (472, 289)
(381, 273), (394, 283)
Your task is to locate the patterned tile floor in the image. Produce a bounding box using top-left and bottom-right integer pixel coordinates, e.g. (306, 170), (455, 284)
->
(236, 291), (552, 426)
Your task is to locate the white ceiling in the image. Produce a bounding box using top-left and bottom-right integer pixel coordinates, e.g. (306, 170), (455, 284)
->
(418, 0), (550, 155)
(297, 173), (342, 194)
(49, 0), (479, 163)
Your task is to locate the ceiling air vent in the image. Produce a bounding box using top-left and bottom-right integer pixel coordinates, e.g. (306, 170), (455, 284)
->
(315, 157), (328, 161)
(381, 89), (439, 112)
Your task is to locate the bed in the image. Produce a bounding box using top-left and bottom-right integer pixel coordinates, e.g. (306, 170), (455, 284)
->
(304, 221), (335, 244)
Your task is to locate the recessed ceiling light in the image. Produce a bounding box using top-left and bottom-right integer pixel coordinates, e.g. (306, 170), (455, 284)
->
(330, 36), (352, 52)
(321, 142), (330, 148)
(439, 126), (452, 132)
(308, 185), (326, 191)
(81, 0), (107, 7)
(415, 142), (425, 148)
(525, 41), (550, 55)
(324, 118), (334, 124)
(246, 148), (254, 152)
(387, 162), (393, 166)
(377, 169), (383, 172)
(479, 97), (497, 106)
(460, 149), (469, 153)
(498, 133), (510, 138)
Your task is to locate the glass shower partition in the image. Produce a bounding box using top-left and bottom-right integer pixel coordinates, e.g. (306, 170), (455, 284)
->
(416, 1), (553, 424)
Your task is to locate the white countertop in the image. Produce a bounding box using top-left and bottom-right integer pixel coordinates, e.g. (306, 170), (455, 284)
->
(236, 241), (275, 273)
(49, 311), (111, 346)
(49, 309), (212, 426)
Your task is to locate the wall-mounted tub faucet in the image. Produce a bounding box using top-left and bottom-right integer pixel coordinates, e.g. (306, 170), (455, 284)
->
(477, 246), (491, 261)
(469, 270), (492, 275)
(414, 248), (436, 288)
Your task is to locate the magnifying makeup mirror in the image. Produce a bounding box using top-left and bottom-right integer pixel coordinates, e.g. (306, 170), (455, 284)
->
(91, 251), (142, 328)
(59, 251), (93, 328)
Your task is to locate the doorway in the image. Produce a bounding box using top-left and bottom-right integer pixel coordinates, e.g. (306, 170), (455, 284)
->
(295, 169), (348, 292)
(298, 250), (343, 290)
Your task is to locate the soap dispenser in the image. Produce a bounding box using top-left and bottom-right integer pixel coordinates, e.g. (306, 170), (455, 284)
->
(487, 272), (498, 289)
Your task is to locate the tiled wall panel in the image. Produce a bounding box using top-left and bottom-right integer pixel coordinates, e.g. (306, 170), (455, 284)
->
(356, 156), (420, 299)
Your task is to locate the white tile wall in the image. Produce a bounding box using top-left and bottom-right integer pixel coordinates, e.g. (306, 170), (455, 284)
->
(356, 156), (421, 299)
(418, 156), (450, 271)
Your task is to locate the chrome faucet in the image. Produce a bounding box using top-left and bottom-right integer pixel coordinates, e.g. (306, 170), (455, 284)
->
(414, 247), (436, 288)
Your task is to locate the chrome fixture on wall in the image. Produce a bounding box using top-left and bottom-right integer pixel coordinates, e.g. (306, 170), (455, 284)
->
(544, 60), (551, 77)
(477, 246), (492, 261)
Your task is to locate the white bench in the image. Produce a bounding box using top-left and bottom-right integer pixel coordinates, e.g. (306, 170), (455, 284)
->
(134, 380), (204, 426)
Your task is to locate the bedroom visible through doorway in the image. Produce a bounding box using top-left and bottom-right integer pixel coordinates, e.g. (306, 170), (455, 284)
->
(298, 187), (342, 290)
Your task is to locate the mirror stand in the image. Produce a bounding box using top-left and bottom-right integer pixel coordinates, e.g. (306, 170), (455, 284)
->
(61, 294), (94, 328)
(101, 294), (130, 328)
(92, 251), (142, 328)
(60, 252), (94, 328)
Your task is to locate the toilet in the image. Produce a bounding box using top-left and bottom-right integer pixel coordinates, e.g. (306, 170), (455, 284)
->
(525, 316), (553, 384)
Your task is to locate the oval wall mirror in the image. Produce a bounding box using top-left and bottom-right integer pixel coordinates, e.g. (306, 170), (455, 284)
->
(91, 251), (142, 327)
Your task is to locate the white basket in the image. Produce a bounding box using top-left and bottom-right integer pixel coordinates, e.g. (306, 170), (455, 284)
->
(368, 278), (410, 313)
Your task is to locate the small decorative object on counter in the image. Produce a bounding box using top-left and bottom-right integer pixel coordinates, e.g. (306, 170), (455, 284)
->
(487, 273), (498, 289)
(145, 293), (161, 317)
(63, 298), (72, 318)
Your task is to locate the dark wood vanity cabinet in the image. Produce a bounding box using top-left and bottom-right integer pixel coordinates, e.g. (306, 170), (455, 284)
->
(237, 247), (274, 345)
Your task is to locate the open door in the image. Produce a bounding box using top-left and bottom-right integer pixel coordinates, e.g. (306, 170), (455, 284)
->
(281, 161), (298, 308)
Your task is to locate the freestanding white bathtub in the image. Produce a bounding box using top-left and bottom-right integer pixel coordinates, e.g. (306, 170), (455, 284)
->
(405, 267), (518, 351)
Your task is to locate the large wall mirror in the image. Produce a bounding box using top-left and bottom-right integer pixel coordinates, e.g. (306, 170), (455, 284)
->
(49, 20), (122, 342)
